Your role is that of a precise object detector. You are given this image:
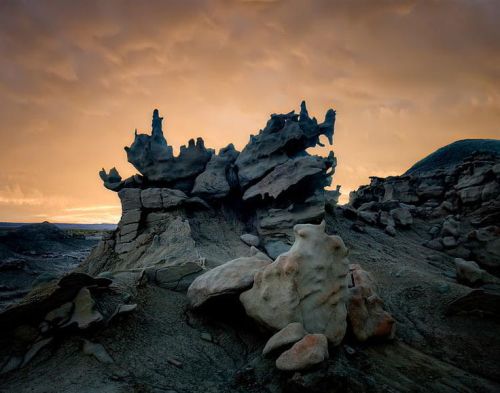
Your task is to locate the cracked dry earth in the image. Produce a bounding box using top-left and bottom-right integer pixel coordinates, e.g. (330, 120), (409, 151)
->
(1, 210), (499, 393)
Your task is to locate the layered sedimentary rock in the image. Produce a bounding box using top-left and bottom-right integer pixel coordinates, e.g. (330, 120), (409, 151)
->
(240, 221), (350, 345)
(347, 150), (500, 275)
(92, 102), (340, 273)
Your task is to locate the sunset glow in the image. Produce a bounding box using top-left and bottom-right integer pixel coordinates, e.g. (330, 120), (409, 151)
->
(0, 0), (499, 223)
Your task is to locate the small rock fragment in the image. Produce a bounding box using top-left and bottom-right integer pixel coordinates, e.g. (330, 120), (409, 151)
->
(275, 334), (329, 371)
(167, 358), (183, 368)
(240, 233), (260, 247)
(82, 340), (114, 364)
(263, 322), (307, 357)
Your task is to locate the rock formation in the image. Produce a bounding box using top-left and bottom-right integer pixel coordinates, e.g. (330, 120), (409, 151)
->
(93, 103), (339, 273)
(346, 149), (500, 275)
(240, 221), (350, 345)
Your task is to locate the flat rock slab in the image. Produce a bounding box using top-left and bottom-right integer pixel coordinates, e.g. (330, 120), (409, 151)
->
(187, 247), (272, 308)
(275, 333), (329, 371)
(146, 262), (203, 291)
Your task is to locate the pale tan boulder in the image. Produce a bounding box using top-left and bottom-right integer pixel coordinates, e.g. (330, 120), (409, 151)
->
(347, 264), (395, 342)
(187, 247), (272, 308)
(240, 221), (349, 345)
(275, 333), (329, 371)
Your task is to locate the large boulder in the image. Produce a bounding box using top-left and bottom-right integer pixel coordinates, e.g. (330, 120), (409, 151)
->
(187, 247), (272, 308)
(240, 221), (349, 345)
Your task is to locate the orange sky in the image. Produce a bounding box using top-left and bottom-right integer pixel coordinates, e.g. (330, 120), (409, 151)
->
(0, 0), (499, 223)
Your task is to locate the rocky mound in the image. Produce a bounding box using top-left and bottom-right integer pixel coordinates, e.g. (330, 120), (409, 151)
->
(405, 139), (500, 176)
(348, 149), (500, 276)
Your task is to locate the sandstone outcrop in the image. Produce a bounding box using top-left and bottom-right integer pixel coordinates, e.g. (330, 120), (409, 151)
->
(240, 221), (350, 345)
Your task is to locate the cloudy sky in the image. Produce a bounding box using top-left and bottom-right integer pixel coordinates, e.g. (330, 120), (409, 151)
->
(0, 0), (499, 223)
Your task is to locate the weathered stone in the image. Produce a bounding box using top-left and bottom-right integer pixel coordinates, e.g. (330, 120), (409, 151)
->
(347, 264), (395, 342)
(192, 144), (239, 198)
(481, 181), (500, 201)
(442, 236), (457, 249)
(240, 234), (260, 247)
(99, 167), (123, 191)
(20, 337), (53, 368)
(82, 340), (114, 364)
(256, 190), (326, 241)
(457, 173), (485, 189)
(425, 238), (444, 251)
(275, 334), (329, 371)
(235, 102), (335, 190)
(379, 211), (395, 228)
(358, 210), (378, 225)
(188, 247), (272, 308)
(119, 221), (140, 237)
(441, 216), (460, 237)
(243, 154), (335, 201)
(44, 302), (73, 326)
(417, 185), (444, 199)
(263, 322), (307, 357)
(161, 188), (189, 209)
(63, 287), (103, 329)
(240, 221), (349, 345)
(125, 110), (213, 185)
(492, 163), (500, 175)
(141, 188), (163, 209)
(459, 186), (482, 204)
(455, 258), (484, 285)
(118, 188), (142, 211)
(446, 289), (500, 318)
(390, 207), (413, 227)
(385, 225), (396, 237)
(120, 209), (141, 225)
(147, 262), (203, 291)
